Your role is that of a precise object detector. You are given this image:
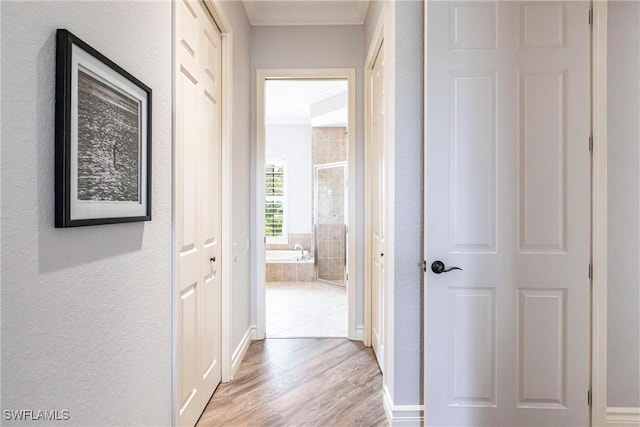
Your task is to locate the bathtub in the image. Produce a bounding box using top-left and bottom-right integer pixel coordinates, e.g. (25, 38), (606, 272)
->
(265, 249), (313, 264)
(266, 250), (315, 282)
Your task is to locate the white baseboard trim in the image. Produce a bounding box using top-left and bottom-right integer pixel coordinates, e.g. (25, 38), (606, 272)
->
(607, 407), (640, 426)
(230, 326), (255, 379)
(355, 325), (364, 341)
(383, 385), (424, 427)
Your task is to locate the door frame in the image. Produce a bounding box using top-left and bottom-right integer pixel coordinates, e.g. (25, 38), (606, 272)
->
(363, 4), (385, 350)
(362, 2), (403, 414)
(422, 1), (609, 426)
(255, 68), (357, 340)
(171, 0), (234, 424)
(591, 1), (608, 425)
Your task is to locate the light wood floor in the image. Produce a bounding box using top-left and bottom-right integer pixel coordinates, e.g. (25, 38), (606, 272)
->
(196, 339), (388, 427)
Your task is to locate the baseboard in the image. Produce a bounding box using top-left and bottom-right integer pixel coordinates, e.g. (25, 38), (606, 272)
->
(355, 325), (364, 341)
(383, 385), (424, 427)
(230, 326), (255, 379)
(607, 407), (640, 426)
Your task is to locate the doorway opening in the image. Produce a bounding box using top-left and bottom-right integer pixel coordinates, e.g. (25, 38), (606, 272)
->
(263, 79), (349, 338)
(256, 70), (357, 341)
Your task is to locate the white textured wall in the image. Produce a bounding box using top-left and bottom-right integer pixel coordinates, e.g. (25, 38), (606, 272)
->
(607, 0), (640, 408)
(266, 125), (313, 234)
(1, 1), (172, 425)
(365, 0), (426, 406)
(250, 25), (365, 327)
(219, 0), (253, 361)
(393, 0), (424, 406)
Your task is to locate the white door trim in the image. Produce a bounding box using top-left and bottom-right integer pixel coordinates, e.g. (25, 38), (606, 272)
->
(422, 2), (610, 426)
(171, 0), (234, 424)
(382, 0), (397, 406)
(591, 1), (608, 425)
(255, 68), (357, 341)
(383, 385), (425, 427)
(422, 2), (430, 422)
(606, 407), (640, 426)
(362, 1), (398, 407)
(363, 4), (385, 350)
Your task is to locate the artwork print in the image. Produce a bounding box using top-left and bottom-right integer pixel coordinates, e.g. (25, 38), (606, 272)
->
(55, 29), (152, 227)
(76, 69), (140, 202)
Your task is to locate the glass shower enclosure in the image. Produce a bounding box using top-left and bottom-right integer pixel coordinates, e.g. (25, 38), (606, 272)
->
(314, 162), (347, 286)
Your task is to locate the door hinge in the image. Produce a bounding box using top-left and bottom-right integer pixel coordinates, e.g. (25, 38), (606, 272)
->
(589, 135), (593, 152)
(588, 263), (592, 279)
(423, 260), (427, 273)
(588, 389), (592, 407)
(589, 8), (593, 25)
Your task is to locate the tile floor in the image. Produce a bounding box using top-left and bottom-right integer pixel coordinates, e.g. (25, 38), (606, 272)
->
(266, 281), (347, 338)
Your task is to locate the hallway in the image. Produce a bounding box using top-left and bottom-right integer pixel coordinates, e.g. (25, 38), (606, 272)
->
(196, 339), (387, 426)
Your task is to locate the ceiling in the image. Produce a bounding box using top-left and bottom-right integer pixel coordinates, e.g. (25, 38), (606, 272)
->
(266, 80), (348, 126)
(242, 0), (370, 26)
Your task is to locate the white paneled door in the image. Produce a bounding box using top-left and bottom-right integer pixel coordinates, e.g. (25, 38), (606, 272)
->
(370, 43), (385, 370)
(176, 0), (223, 426)
(426, 2), (590, 426)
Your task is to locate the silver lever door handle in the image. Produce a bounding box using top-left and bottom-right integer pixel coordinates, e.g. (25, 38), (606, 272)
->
(431, 260), (462, 274)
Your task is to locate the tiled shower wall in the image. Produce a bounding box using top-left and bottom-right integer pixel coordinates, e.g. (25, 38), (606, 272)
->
(316, 223), (346, 282)
(265, 127), (347, 283)
(312, 127), (347, 165)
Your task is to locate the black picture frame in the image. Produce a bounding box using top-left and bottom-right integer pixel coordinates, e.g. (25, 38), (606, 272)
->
(55, 29), (152, 228)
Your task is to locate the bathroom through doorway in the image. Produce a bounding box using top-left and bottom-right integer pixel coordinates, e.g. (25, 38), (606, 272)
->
(260, 76), (353, 338)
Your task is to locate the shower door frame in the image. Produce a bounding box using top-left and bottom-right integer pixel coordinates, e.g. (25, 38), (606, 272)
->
(313, 161), (348, 287)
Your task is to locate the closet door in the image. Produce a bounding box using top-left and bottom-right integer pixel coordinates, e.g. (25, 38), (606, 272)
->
(176, 0), (222, 425)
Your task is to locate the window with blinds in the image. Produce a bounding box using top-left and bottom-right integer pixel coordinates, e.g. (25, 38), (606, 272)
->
(265, 160), (287, 243)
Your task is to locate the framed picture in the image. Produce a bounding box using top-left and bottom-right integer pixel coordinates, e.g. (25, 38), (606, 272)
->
(55, 29), (151, 228)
